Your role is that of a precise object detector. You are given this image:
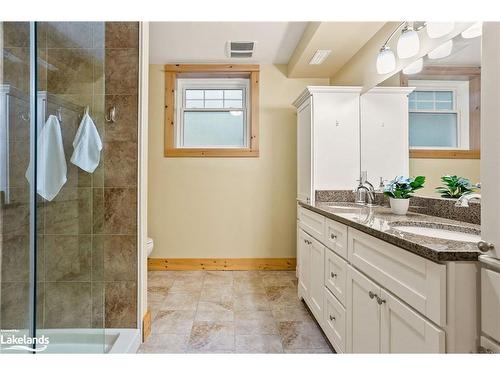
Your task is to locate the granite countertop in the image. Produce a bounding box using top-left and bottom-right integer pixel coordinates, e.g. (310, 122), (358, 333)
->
(299, 201), (482, 262)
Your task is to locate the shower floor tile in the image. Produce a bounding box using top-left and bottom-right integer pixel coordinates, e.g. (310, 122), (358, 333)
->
(139, 270), (333, 354)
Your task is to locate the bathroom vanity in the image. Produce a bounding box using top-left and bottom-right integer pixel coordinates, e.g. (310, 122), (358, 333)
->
(296, 201), (480, 353)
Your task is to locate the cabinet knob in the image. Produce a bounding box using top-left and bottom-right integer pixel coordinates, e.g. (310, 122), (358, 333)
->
(330, 272), (337, 278)
(329, 315), (336, 321)
(376, 296), (386, 305)
(330, 233), (337, 240)
(368, 291), (376, 299)
(477, 241), (494, 253)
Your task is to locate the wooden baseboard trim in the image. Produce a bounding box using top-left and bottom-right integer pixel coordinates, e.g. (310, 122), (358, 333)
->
(142, 310), (151, 342)
(148, 258), (297, 271)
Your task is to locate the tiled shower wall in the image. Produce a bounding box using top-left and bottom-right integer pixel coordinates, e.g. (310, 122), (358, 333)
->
(0, 22), (139, 330)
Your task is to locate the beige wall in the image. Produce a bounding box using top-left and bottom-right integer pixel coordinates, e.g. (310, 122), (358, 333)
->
(410, 159), (480, 197)
(148, 64), (328, 258)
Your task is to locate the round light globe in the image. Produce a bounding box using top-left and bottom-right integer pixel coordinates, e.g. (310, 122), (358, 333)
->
(462, 22), (482, 39)
(428, 40), (453, 60)
(402, 58), (423, 75)
(397, 28), (420, 58)
(376, 47), (396, 75)
(426, 22), (455, 38)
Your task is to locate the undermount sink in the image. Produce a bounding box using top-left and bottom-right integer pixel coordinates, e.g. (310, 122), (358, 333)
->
(390, 221), (481, 243)
(326, 202), (370, 210)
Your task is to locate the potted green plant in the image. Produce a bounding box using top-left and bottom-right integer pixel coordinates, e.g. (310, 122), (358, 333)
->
(383, 175), (426, 215)
(435, 175), (476, 198)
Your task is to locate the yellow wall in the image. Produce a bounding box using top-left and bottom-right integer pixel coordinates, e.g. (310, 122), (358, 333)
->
(409, 159), (480, 197)
(148, 64), (328, 258)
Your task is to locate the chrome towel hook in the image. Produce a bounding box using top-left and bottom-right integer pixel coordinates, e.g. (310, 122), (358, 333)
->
(57, 107), (63, 123)
(105, 106), (116, 123)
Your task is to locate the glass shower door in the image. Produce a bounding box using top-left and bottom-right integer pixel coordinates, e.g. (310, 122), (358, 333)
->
(0, 21), (106, 354)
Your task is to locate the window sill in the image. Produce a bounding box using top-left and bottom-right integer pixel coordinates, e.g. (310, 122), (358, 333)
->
(409, 149), (480, 159)
(164, 147), (259, 158)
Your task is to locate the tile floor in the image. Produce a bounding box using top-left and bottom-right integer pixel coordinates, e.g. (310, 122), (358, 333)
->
(139, 270), (333, 353)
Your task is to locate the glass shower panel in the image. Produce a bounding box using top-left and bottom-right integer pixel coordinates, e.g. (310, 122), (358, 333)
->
(35, 22), (106, 353)
(0, 21), (35, 353)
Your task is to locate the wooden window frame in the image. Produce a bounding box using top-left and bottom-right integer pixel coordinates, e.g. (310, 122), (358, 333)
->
(164, 64), (260, 157)
(401, 66), (481, 160)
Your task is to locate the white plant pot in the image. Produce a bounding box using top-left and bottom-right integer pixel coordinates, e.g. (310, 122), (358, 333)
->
(389, 198), (410, 215)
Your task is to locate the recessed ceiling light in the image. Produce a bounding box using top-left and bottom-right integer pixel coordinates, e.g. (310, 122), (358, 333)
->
(309, 49), (332, 65)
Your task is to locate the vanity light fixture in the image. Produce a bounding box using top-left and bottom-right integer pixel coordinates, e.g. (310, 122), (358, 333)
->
(428, 40), (453, 59)
(426, 22), (455, 38)
(376, 46), (396, 74)
(461, 22), (482, 39)
(402, 58), (423, 75)
(397, 24), (420, 58)
(309, 49), (332, 65)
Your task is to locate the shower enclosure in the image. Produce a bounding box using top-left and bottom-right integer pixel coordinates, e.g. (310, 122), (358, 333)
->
(0, 22), (140, 353)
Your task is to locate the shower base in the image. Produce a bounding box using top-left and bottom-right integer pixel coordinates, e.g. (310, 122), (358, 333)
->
(37, 328), (140, 353)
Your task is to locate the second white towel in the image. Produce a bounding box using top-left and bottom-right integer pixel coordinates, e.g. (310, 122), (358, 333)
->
(71, 108), (102, 173)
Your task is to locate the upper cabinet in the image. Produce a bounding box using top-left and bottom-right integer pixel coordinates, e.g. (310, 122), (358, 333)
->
(360, 87), (414, 184)
(293, 86), (415, 205)
(293, 87), (362, 205)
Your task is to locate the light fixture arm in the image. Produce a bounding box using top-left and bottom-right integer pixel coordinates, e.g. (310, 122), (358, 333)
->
(381, 21), (407, 48)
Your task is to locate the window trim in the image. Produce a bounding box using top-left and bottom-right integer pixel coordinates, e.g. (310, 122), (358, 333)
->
(164, 64), (260, 157)
(175, 78), (250, 149)
(408, 79), (470, 151)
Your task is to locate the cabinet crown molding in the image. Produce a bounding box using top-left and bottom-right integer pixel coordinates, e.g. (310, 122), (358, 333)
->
(292, 86), (363, 108)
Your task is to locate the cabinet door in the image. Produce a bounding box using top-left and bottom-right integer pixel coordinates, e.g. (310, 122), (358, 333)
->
(297, 99), (312, 204)
(380, 289), (445, 353)
(309, 237), (325, 323)
(313, 92), (360, 190)
(481, 267), (500, 343)
(346, 265), (381, 353)
(297, 229), (311, 301)
(325, 248), (347, 306)
(360, 90), (410, 183)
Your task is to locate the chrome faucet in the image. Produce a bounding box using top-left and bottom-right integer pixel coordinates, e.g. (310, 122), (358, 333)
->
(355, 184), (375, 206)
(455, 193), (481, 207)
(355, 171), (376, 206)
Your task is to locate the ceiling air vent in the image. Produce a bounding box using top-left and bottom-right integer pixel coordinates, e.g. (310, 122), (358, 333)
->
(226, 41), (256, 58)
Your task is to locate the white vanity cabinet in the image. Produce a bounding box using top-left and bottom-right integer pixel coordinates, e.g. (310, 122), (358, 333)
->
(296, 206), (478, 354)
(293, 87), (362, 205)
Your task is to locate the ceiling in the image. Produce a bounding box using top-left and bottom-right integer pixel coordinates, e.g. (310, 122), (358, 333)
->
(149, 22), (308, 64)
(287, 22), (386, 78)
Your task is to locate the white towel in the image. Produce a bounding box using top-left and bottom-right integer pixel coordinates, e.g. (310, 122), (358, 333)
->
(70, 109), (102, 173)
(25, 115), (67, 201)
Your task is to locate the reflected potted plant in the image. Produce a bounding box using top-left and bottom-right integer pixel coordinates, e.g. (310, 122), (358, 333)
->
(383, 176), (426, 215)
(435, 175), (476, 198)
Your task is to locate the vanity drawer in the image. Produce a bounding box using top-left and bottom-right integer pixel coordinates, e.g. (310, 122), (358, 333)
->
(347, 228), (446, 326)
(298, 206), (325, 239)
(325, 247), (347, 306)
(323, 287), (346, 353)
(324, 218), (348, 259)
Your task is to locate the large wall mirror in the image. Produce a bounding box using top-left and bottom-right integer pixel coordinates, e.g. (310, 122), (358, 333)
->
(360, 24), (481, 198)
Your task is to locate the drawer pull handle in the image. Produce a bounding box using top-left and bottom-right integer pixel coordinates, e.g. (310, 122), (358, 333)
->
(376, 296), (386, 305)
(329, 315), (336, 321)
(330, 272), (337, 278)
(368, 291), (377, 300)
(330, 233), (337, 240)
(478, 346), (495, 354)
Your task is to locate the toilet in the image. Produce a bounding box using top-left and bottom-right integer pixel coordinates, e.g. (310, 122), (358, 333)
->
(146, 237), (154, 257)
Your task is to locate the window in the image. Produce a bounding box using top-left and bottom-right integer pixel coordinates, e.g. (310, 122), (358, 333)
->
(408, 80), (469, 150)
(164, 64), (259, 157)
(177, 79), (249, 148)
